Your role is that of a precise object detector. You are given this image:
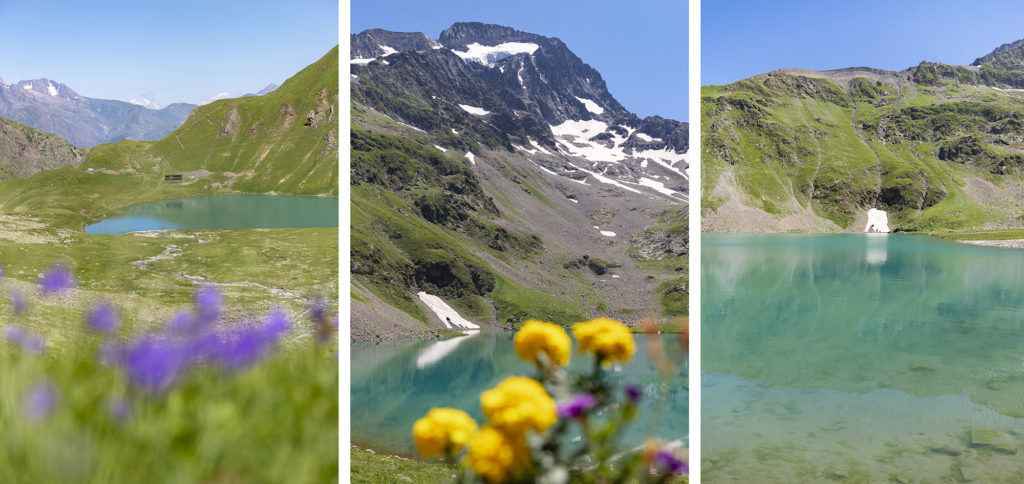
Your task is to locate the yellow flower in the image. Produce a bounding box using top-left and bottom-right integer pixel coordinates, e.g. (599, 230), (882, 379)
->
(480, 376), (556, 436)
(465, 426), (530, 483)
(412, 407), (479, 457)
(572, 317), (636, 363)
(514, 320), (571, 366)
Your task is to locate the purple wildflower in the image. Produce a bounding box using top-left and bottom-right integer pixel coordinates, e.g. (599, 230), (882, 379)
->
(211, 310), (290, 371)
(166, 310), (196, 335)
(308, 298), (335, 345)
(39, 265), (75, 294)
(123, 337), (185, 393)
(213, 326), (270, 370)
(557, 393), (599, 419)
(194, 286), (222, 326)
(655, 449), (688, 476)
(263, 308), (291, 340)
(309, 297), (328, 322)
(5, 325), (43, 354)
(625, 383), (643, 404)
(24, 381), (58, 420)
(0, 265), (4, 280)
(86, 301), (119, 334)
(11, 289), (28, 314)
(4, 325), (27, 344)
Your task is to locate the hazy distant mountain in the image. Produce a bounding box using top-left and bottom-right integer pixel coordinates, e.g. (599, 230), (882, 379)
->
(242, 83), (280, 97)
(0, 78), (195, 147)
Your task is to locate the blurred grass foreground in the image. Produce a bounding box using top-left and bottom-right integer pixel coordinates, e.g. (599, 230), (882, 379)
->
(0, 264), (339, 483)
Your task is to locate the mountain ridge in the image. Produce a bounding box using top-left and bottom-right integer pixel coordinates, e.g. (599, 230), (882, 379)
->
(350, 23), (687, 341)
(703, 38), (1024, 232)
(0, 78), (197, 147)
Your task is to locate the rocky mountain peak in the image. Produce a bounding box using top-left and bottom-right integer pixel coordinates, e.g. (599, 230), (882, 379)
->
(351, 28), (441, 59)
(351, 22), (687, 201)
(9, 78), (79, 99)
(438, 22), (547, 50)
(971, 38), (1024, 70)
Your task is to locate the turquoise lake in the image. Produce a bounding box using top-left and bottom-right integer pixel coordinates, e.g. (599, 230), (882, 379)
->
(703, 233), (1024, 482)
(351, 332), (687, 455)
(84, 195), (339, 234)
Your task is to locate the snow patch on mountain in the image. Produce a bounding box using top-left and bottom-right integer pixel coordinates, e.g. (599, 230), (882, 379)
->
(513, 144), (538, 155)
(529, 139), (552, 155)
(530, 161), (560, 176)
(465, 151), (476, 165)
(452, 42), (539, 65)
(635, 149), (688, 178)
(551, 119), (627, 162)
(378, 45), (398, 56)
(565, 160), (641, 193)
(459, 104), (490, 115)
(639, 177), (684, 199)
(433, 144), (447, 152)
(47, 83), (57, 96)
(865, 208), (890, 233)
(130, 98), (161, 110)
(350, 58), (375, 65)
(417, 292), (479, 330)
(575, 96), (604, 115)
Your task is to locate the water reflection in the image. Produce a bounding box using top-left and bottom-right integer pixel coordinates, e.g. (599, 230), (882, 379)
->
(415, 330), (480, 368)
(864, 232), (887, 265)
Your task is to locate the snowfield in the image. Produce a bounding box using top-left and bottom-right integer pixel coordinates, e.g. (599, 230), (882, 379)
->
(452, 42), (540, 65)
(574, 96), (605, 115)
(459, 104), (490, 115)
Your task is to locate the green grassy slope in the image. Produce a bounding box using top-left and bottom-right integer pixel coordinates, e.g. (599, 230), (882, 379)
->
(350, 123), (591, 326)
(83, 46), (339, 196)
(703, 70), (1024, 231)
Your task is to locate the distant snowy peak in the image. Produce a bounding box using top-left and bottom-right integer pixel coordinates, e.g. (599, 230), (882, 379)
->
(452, 41), (539, 65)
(7, 79), (80, 100)
(130, 98), (161, 109)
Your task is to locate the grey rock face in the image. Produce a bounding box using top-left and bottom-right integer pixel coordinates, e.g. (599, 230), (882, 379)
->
(351, 22), (688, 200)
(351, 29), (442, 59)
(0, 114), (87, 179)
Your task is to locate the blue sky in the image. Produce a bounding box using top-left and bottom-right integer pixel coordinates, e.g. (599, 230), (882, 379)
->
(0, 0), (337, 107)
(704, 0), (1024, 86)
(352, 0), (689, 121)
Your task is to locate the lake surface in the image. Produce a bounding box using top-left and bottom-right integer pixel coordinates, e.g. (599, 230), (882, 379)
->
(85, 195), (339, 234)
(351, 332), (687, 455)
(703, 233), (1024, 482)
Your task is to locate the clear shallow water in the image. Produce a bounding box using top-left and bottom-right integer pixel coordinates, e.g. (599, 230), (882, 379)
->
(351, 332), (687, 455)
(84, 195), (339, 234)
(703, 233), (1024, 482)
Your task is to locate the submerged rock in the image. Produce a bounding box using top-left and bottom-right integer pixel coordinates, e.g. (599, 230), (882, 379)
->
(929, 442), (962, 456)
(969, 428), (1018, 454)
